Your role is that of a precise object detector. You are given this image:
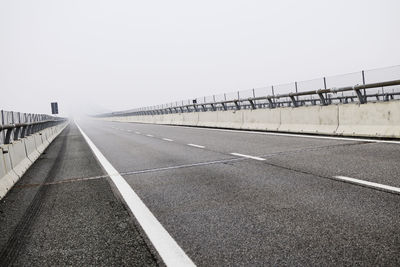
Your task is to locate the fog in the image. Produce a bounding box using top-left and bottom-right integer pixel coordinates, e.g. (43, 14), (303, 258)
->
(1, 0), (399, 117)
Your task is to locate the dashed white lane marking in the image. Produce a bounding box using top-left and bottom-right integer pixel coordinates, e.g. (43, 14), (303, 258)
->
(146, 134), (154, 137)
(76, 123), (196, 267)
(127, 129), (132, 132)
(157, 124), (400, 145)
(230, 152), (266, 161)
(333, 176), (400, 194)
(187, 144), (205, 149)
(162, 138), (174, 142)
(135, 131), (141, 134)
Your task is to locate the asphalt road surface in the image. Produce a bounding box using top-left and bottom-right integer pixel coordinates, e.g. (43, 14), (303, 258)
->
(1, 118), (400, 266)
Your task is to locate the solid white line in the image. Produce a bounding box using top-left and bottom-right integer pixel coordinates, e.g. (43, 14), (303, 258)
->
(162, 138), (174, 142)
(76, 124), (196, 267)
(155, 124), (400, 145)
(146, 134), (154, 137)
(187, 144), (205, 148)
(230, 152), (266, 161)
(333, 176), (400, 194)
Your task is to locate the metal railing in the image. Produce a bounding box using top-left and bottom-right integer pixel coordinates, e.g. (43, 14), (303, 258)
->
(0, 110), (66, 145)
(100, 65), (400, 117)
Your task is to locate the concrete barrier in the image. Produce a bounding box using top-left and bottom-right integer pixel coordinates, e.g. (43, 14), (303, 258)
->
(0, 146), (19, 199)
(105, 101), (400, 138)
(43, 130), (52, 145)
(0, 122), (68, 200)
(24, 135), (40, 162)
(217, 110), (244, 129)
(9, 140), (32, 177)
(153, 115), (164, 124)
(278, 105), (339, 135)
(241, 108), (281, 131)
(34, 133), (46, 153)
(336, 101), (400, 138)
(197, 111), (219, 127)
(182, 112), (199, 126)
(169, 113), (184, 125)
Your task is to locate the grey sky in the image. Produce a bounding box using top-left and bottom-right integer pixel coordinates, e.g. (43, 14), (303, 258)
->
(1, 0), (399, 116)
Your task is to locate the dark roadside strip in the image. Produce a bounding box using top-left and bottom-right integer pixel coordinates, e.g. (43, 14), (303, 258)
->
(0, 127), (70, 266)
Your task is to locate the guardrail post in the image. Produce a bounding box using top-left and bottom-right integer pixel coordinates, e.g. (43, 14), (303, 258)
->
(323, 77), (328, 99)
(210, 103), (216, 111)
(234, 100), (241, 110)
(21, 113), (26, 138)
(271, 86), (276, 108)
(252, 88), (256, 107)
(267, 97), (275, 108)
(362, 70), (366, 98)
(4, 111), (13, 144)
(13, 112), (21, 141)
(248, 99), (256, 109)
(354, 86), (367, 104)
(221, 103), (227, 110)
(289, 95), (298, 107)
(1, 110), (4, 143)
(317, 90), (327, 105)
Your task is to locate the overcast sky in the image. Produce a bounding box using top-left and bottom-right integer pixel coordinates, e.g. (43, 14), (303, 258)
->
(1, 0), (399, 116)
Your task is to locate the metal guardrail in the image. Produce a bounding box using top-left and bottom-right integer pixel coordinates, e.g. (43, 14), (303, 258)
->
(0, 110), (66, 145)
(99, 65), (400, 117)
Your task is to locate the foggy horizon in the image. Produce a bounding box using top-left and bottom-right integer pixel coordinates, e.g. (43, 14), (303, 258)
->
(1, 0), (399, 117)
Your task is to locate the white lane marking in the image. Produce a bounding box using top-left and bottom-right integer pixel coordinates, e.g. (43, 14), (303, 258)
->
(76, 123), (196, 267)
(333, 176), (400, 194)
(135, 131), (141, 134)
(162, 138), (174, 142)
(187, 144), (205, 149)
(230, 152), (266, 161)
(155, 124), (400, 145)
(146, 134), (154, 137)
(127, 129), (132, 132)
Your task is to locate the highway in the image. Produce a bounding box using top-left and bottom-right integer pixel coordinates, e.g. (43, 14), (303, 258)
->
(1, 119), (400, 266)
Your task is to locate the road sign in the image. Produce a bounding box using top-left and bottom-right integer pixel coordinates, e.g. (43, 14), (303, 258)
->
(51, 102), (59, 114)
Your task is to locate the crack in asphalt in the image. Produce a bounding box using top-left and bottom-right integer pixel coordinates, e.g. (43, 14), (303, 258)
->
(13, 141), (372, 189)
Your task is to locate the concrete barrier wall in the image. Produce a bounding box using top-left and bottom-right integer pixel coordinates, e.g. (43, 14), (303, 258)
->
(278, 105), (339, 135)
(0, 122), (68, 199)
(241, 109), (281, 131)
(24, 136), (40, 162)
(104, 100), (400, 138)
(336, 101), (400, 138)
(216, 110), (244, 129)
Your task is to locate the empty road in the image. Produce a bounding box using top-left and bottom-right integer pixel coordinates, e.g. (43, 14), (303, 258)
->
(80, 119), (400, 266)
(1, 118), (399, 266)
